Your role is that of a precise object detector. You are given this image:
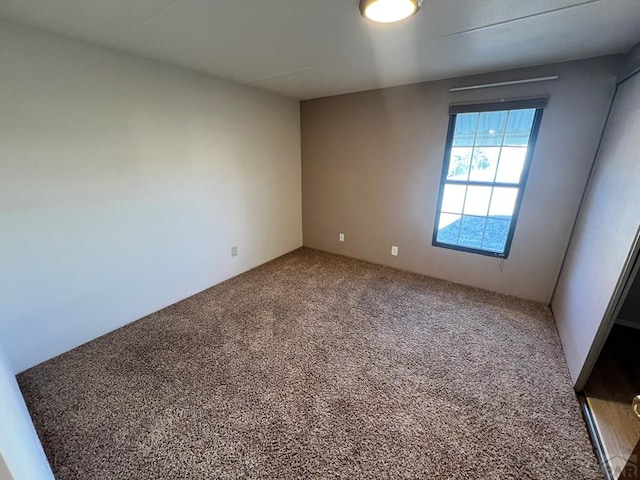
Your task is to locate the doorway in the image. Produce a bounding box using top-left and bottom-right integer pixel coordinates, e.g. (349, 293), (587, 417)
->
(581, 267), (640, 480)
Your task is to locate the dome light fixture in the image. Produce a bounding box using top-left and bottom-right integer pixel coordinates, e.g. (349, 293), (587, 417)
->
(359, 0), (423, 24)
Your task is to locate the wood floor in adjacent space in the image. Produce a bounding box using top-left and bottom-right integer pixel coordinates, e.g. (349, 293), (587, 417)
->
(585, 325), (640, 476)
(18, 248), (603, 479)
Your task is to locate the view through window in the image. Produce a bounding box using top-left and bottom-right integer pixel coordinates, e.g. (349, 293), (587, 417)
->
(433, 104), (543, 258)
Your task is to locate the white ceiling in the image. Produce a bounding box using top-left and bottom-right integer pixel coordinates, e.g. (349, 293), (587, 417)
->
(0, 0), (639, 99)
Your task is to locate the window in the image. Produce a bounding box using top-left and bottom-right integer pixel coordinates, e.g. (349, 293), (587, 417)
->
(433, 99), (545, 258)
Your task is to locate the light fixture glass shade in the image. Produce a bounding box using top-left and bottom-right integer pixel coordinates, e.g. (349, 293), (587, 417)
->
(360, 0), (422, 23)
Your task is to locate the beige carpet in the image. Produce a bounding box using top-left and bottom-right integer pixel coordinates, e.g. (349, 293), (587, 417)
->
(18, 248), (602, 479)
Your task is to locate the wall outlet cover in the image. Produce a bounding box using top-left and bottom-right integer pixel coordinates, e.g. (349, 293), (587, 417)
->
(391, 246), (399, 256)
(339, 233), (345, 242)
(231, 246), (238, 257)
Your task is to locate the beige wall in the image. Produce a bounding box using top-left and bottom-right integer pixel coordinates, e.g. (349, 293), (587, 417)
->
(301, 57), (618, 303)
(552, 70), (640, 387)
(0, 22), (302, 373)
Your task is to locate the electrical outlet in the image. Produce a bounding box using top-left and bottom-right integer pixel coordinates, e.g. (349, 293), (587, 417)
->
(339, 233), (345, 242)
(391, 246), (399, 256)
(231, 246), (238, 257)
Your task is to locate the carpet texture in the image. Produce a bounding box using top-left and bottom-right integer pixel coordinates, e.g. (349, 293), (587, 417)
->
(18, 248), (602, 479)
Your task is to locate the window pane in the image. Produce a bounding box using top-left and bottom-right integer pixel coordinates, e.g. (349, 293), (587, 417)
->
(452, 113), (478, 146)
(504, 109), (535, 146)
(475, 111), (507, 146)
(495, 147), (527, 184)
(434, 106), (541, 257)
(458, 215), (486, 248)
(469, 147), (500, 182)
(463, 186), (492, 216)
(447, 147), (472, 180)
(436, 213), (462, 244)
(488, 187), (518, 217)
(441, 184), (466, 214)
(482, 218), (511, 252)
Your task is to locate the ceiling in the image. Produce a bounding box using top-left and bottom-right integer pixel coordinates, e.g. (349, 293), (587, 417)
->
(0, 0), (639, 99)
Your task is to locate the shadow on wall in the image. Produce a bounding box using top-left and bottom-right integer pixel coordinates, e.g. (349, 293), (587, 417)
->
(617, 273), (640, 330)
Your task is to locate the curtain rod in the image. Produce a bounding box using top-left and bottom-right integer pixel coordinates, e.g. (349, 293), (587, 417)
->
(449, 76), (560, 92)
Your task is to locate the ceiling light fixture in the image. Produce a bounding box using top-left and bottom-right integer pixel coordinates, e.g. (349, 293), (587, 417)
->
(359, 0), (423, 24)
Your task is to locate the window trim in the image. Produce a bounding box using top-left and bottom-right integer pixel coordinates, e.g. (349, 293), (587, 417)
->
(432, 102), (545, 259)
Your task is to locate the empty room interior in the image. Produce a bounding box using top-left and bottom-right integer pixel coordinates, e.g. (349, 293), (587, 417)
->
(2, 1), (640, 479)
